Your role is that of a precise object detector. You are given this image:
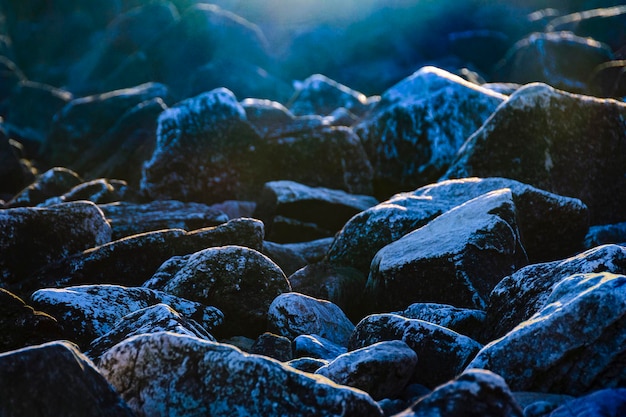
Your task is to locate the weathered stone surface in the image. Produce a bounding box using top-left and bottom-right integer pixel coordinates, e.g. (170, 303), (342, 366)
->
(443, 83), (626, 225)
(0, 201), (111, 288)
(316, 340), (417, 400)
(293, 334), (347, 361)
(484, 244), (626, 341)
(98, 332), (383, 417)
(395, 369), (522, 417)
(31, 284), (223, 349)
(394, 303), (486, 341)
(584, 223), (626, 249)
(99, 200), (228, 240)
(468, 272), (626, 395)
(355, 66), (505, 196)
(242, 98), (324, 140)
(349, 314), (482, 388)
(41, 178), (129, 206)
(366, 189), (527, 311)
(268, 292), (355, 347)
(288, 73), (369, 116)
(250, 332), (293, 362)
(262, 237), (333, 276)
(0, 341), (135, 417)
(144, 245), (290, 338)
(514, 392), (574, 417)
(6, 167), (82, 208)
(548, 388), (626, 417)
(287, 357), (329, 373)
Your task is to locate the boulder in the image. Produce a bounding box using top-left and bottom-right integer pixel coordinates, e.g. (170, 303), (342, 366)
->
(293, 334), (347, 361)
(394, 303), (486, 340)
(287, 73), (369, 116)
(143, 245), (290, 338)
(0, 341), (135, 417)
(315, 340), (417, 400)
(262, 237), (333, 276)
(548, 388), (626, 417)
(250, 332), (293, 362)
(354, 66), (505, 196)
(584, 223), (626, 249)
(242, 98), (324, 139)
(443, 83), (626, 225)
(98, 332), (383, 417)
(287, 357), (329, 373)
(41, 178), (129, 206)
(589, 60), (626, 98)
(267, 292), (355, 347)
(0, 56), (26, 103)
(6, 167), (82, 208)
(0, 124), (35, 197)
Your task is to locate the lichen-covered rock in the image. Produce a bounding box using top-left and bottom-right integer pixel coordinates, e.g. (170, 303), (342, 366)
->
(395, 369), (522, 417)
(98, 332), (383, 417)
(250, 332), (293, 362)
(468, 272), (626, 395)
(355, 66), (505, 196)
(366, 189), (527, 311)
(288, 73), (369, 116)
(484, 244), (626, 341)
(267, 292), (355, 347)
(144, 245), (290, 338)
(548, 388), (626, 417)
(6, 167), (82, 208)
(443, 83), (626, 225)
(315, 340), (417, 400)
(394, 303), (486, 341)
(0, 341), (135, 417)
(262, 237), (333, 276)
(31, 284), (223, 348)
(0, 201), (111, 288)
(293, 334), (347, 361)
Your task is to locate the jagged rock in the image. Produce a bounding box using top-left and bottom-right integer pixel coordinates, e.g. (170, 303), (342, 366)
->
(394, 303), (486, 340)
(41, 178), (129, 206)
(287, 74), (369, 116)
(0, 201), (111, 288)
(254, 180), (378, 243)
(98, 332), (383, 417)
(349, 314), (482, 388)
(250, 332), (293, 362)
(6, 167), (82, 208)
(143, 245), (290, 338)
(0, 124), (35, 197)
(0, 288), (63, 353)
(267, 292), (355, 347)
(395, 369), (522, 417)
(262, 237), (333, 276)
(99, 200), (228, 240)
(584, 223), (626, 249)
(548, 388), (626, 417)
(87, 303), (216, 362)
(287, 357), (329, 373)
(293, 334), (347, 361)
(365, 189), (527, 311)
(242, 98), (324, 139)
(468, 272), (626, 395)
(354, 66), (505, 196)
(17, 218), (263, 294)
(31, 284), (223, 349)
(316, 340), (417, 401)
(484, 244), (626, 341)
(443, 83), (626, 225)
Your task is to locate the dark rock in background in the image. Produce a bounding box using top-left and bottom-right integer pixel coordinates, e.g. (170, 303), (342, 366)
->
(287, 73), (369, 117)
(584, 222), (626, 249)
(548, 388), (626, 417)
(6, 166), (82, 208)
(250, 332), (293, 362)
(0, 124), (35, 198)
(394, 303), (486, 341)
(261, 237), (332, 276)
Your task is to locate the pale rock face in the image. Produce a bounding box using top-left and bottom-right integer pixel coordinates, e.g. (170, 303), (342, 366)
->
(288, 73), (369, 116)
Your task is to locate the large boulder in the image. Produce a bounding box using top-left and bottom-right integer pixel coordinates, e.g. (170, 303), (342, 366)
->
(293, 334), (347, 361)
(262, 237), (333, 276)
(394, 303), (486, 341)
(287, 73), (369, 116)
(548, 388), (626, 417)
(98, 332), (383, 417)
(443, 83), (626, 225)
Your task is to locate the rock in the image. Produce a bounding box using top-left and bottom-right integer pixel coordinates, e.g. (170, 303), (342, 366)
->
(0, 201), (111, 288)
(287, 357), (329, 373)
(98, 332), (383, 417)
(584, 223), (626, 249)
(349, 314), (482, 388)
(366, 189), (527, 311)
(468, 272), (626, 395)
(99, 200), (229, 240)
(394, 303), (486, 340)
(31, 284), (223, 349)
(315, 340), (417, 401)
(548, 388), (626, 417)
(0, 124), (35, 197)
(394, 369), (522, 417)
(589, 60), (626, 98)
(6, 167), (83, 208)
(41, 178), (129, 206)
(250, 332), (293, 362)
(267, 292), (355, 347)
(87, 303), (216, 362)
(0, 56), (26, 103)
(143, 245), (290, 338)
(443, 83), (626, 225)
(447, 29), (510, 74)
(513, 392), (574, 417)
(0, 341), (135, 417)
(17, 217), (263, 294)
(293, 334), (347, 361)
(254, 180), (378, 243)
(0, 288), (63, 353)
(242, 98), (324, 139)
(481, 82), (522, 95)
(484, 244), (626, 341)
(287, 73), (369, 116)
(262, 237), (333, 276)
(354, 66), (505, 196)
(209, 199), (256, 219)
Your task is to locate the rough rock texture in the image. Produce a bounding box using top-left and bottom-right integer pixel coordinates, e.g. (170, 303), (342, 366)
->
(355, 66), (505, 196)
(288, 73), (369, 116)
(548, 388), (626, 417)
(293, 334), (347, 361)
(394, 303), (486, 341)
(0, 341), (135, 417)
(584, 223), (626, 249)
(41, 178), (129, 206)
(315, 340), (418, 400)
(443, 83), (626, 225)
(143, 245), (290, 338)
(242, 98), (324, 139)
(6, 166), (83, 208)
(350, 314), (482, 388)
(267, 292), (355, 347)
(262, 237), (333, 276)
(98, 332), (383, 417)
(468, 272), (626, 395)
(484, 244), (626, 341)
(287, 357), (329, 373)
(250, 332), (293, 362)
(0, 201), (111, 287)
(366, 189), (527, 311)
(31, 284), (223, 348)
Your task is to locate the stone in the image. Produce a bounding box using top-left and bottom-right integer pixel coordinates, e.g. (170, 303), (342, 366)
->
(443, 83), (626, 225)
(143, 245), (290, 338)
(287, 357), (329, 373)
(0, 56), (26, 103)
(293, 334), (347, 361)
(99, 200), (229, 240)
(394, 303), (486, 341)
(242, 98), (324, 139)
(6, 167), (82, 208)
(288, 73), (369, 116)
(31, 284), (223, 349)
(0, 341), (135, 417)
(315, 340), (417, 401)
(262, 237), (333, 276)
(349, 314), (482, 388)
(267, 292), (355, 347)
(0, 201), (111, 288)
(468, 272), (626, 395)
(354, 66), (505, 196)
(548, 388), (626, 417)
(98, 332), (383, 417)
(250, 332), (293, 362)
(0, 124), (35, 197)
(513, 392), (574, 417)
(41, 178), (129, 206)
(584, 223), (626, 249)
(589, 60), (626, 98)
(365, 189), (527, 311)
